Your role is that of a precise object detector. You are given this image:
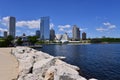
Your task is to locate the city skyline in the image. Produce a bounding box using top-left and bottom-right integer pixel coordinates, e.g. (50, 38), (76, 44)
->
(0, 0), (120, 38)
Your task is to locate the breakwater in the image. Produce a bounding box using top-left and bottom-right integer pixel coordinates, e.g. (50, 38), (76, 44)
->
(11, 47), (96, 80)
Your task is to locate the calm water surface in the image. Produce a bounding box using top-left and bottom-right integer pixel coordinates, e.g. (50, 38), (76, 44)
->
(36, 44), (120, 80)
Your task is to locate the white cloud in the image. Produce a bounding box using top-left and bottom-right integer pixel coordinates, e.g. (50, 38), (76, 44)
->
(103, 22), (116, 29)
(58, 24), (72, 34)
(66, 30), (72, 33)
(80, 28), (88, 31)
(58, 24), (71, 31)
(59, 28), (64, 31)
(58, 25), (71, 29)
(1, 16), (9, 26)
(0, 28), (7, 32)
(2, 16), (9, 22)
(16, 19), (40, 29)
(96, 27), (107, 32)
(97, 22), (116, 32)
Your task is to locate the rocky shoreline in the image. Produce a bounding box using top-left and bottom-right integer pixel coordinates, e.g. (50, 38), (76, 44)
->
(11, 46), (96, 80)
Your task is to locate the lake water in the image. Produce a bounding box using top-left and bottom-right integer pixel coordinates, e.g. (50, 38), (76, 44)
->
(36, 44), (120, 80)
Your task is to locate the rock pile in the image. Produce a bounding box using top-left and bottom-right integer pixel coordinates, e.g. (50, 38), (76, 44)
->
(11, 47), (96, 80)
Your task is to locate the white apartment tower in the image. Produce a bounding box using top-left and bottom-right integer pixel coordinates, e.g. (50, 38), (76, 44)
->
(72, 25), (80, 41)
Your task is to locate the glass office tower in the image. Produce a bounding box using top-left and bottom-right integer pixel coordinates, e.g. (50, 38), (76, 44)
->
(40, 17), (50, 40)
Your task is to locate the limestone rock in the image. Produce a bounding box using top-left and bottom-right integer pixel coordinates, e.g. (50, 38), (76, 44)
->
(44, 65), (86, 80)
(55, 59), (80, 71)
(33, 51), (54, 62)
(17, 53), (35, 75)
(33, 58), (56, 78)
(23, 74), (43, 80)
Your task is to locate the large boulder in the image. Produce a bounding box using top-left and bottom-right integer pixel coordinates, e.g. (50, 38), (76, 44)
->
(44, 65), (86, 80)
(55, 59), (80, 71)
(22, 74), (43, 80)
(33, 58), (57, 78)
(18, 53), (35, 75)
(33, 51), (54, 62)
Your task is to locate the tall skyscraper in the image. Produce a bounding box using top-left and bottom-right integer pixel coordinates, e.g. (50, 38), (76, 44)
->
(50, 28), (55, 40)
(36, 30), (40, 37)
(72, 25), (80, 41)
(82, 32), (86, 40)
(40, 17), (50, 40)
(8, 16), (16, 38)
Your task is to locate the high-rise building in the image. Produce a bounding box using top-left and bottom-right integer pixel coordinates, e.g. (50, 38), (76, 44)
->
(40, 17), (50, 40)
(72, 25), (80, 41)
(4, 31), (7, 38)
(82, 32), (86, 40)
(50, 28), (55, 41)
(36, 30), (40, 37)
(8, 16), (16, 38)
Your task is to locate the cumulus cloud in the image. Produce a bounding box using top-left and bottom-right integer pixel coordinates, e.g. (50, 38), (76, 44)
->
(16, 19), (40, 29)
(96, 27), (107, 32)
(59, 28), (64, 31)
(58, 25), (71, 32)
(66, 30), (72, 33)
(58, 25), (71, 29)
(0, 28), (7, 32)
(58, 25), (72, 33)
(96, 22), (116, 32)
(1, 16), (9, 26)
(80, 28), (88, 31)
(103, 22), (116, 29)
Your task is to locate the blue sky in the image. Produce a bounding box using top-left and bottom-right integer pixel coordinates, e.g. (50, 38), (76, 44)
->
(0, 0), (120, 38)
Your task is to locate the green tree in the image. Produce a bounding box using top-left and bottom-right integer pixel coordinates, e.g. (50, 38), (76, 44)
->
(0, 40), (7, 47)
(16, 38), (23, 46)
(5, 35), (14, 46)
(28, 36), (38, 45)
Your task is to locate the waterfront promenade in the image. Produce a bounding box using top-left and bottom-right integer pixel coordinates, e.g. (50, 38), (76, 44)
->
(0, 48), (18, 80)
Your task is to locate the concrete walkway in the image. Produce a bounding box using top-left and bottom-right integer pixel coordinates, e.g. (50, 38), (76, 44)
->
(0, 48), (18, 80)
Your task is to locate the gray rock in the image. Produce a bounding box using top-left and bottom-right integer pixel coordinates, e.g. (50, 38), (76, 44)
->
(23, 74), (43, 80)
(16, 53), (35, 77)
(44, 65), (86, 80)
(33, 51), (54, 62)
(55, 59), (80, 71)
(33, 58), (56, 78)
